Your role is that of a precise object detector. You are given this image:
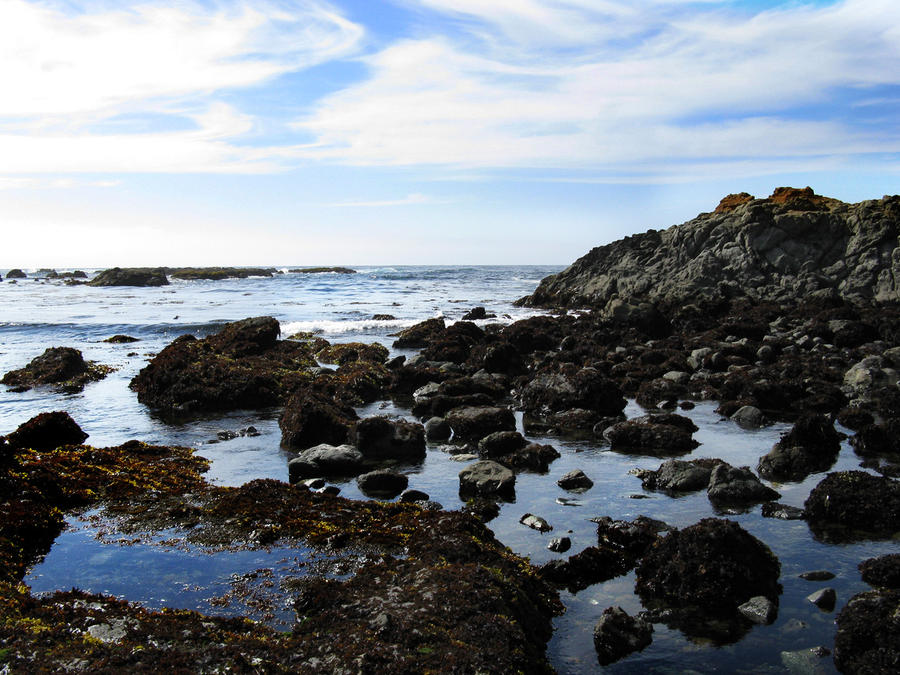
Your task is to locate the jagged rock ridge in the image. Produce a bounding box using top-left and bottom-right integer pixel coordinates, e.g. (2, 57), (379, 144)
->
(519, 187), (900, 310)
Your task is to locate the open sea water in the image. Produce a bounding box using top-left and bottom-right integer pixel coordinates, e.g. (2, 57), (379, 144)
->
(2, 265), (897, 673)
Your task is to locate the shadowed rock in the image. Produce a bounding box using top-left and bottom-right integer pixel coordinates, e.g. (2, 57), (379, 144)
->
(89, 267), (168, 287)
(4, 412), (88, 452)
(2, 347), (110, 392)
(593, 607), (653, 666)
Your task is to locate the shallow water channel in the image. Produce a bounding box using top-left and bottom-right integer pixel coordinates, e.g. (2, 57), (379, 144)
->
(25, 394), (900, 673)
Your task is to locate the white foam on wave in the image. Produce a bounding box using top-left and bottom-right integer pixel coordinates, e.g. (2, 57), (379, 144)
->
(280, 307), (551, 338)
(280, 318), (418, 336)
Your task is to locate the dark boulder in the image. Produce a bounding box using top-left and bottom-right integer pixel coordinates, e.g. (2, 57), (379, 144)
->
(859, 554), (900, 589)
(635, 518), (781, 611)
(421, 321), (485, 363)
(468, 341), (525, 375)
(168, 267), (275, 280)
(521, 368), (626, 417)
(557, 469), (594, 491)
(104, 334), (139, 344)
(638, 458), (724, 493)
(88, 267), (169, 287)
(497, 443), (560, 473)
(458, 460), (515, 500)
(132, 317), (317, 413)
(287, 444), (363, 481)
(6, 268), (26, 279)
(804, 471), (900, 538)
(424, 416), (451, 441)
(392, 318), (445, 349)
(352, 416), (425, 461)
(851, 419), (900, 458)
(707, 463), (780, 507)
(280, 389), (358, 451)
(605, 414), (699, 456)
(757, 414), (841, 482)
(445, 406), (515, 442)
(357, 469), (409, 498)
(316, 341), (388, 365)
(462, 306), (494, 321)
(2, 347), (110, 392)
(593, 607), (653, 666)
(4, 412), (88, 451)
(477, 431), (527, 459)
(834, 589), (900, 673)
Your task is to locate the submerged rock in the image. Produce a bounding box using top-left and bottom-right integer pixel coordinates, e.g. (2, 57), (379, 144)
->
(738, 596), (778, 625)
(593, 607), (653, 665)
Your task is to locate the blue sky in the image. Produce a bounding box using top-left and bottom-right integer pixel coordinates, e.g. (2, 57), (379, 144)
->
(1, 0), (898, 267)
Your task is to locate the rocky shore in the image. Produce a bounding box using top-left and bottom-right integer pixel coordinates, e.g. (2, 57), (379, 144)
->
(2, 187), (899, 671)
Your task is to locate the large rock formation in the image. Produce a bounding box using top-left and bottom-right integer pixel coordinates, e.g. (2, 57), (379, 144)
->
(518, 188), (900, 310)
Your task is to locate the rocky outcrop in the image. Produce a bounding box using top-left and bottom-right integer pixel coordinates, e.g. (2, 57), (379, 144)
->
(593, 607), (653, 665)
(804, 471), (900, 538)
(2, 347), (111, 392)
(88, 267), (169, 287)
(5, 268), (26, 279)
(757, 413), (842, 481)
(168, 267), (276, 280)
(636, 518), (781, 612)
(3, 412), (88, 452)
(519, 188), (900, 310)
(131, 317), (318, 414)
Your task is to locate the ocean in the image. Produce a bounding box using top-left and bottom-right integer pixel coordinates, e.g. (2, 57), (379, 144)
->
(1, 265), (893, 673)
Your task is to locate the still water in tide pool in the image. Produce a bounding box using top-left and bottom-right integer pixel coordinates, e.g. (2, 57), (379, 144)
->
(3, 266), (898, 673)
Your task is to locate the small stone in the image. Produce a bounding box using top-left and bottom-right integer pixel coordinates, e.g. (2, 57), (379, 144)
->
(738, 595), (777, 624)
(807, 587), (836, 611)
(520, 513), (552, 532)
(761, 502), (806, 520)
(547, 537), (571, 553)
(799, 570), (835, 581)
(424, 416), (451, 441)
(557, 469), (594, 491)
(731, 405), (765, 428)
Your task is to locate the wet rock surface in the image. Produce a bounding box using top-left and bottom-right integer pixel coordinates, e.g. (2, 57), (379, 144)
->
(593, 606), (653, 665)
(635, 518), (781, 617)
(859, 554), (900, 589)
(804, 471), (900, 539)
(88, 267), (169, 287)
(834, 589), (900, 673)
(132, 317), (319, 414)
(2, 346), (111, 392)
(4, 411), (88, 451)
(757, 413), (842, 482)
(0, 416), (562, 674)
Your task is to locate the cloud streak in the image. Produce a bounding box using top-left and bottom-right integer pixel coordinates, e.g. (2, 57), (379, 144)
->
(0, 0), (363, 173)
(293, 0), (900, 178)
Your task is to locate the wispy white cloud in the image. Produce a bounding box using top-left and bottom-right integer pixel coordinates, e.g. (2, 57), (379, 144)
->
(0, 176), (121, 190)
(0, 0), (363, 173)
(292, 0), (900, 179)
(322, 192), (449, 207)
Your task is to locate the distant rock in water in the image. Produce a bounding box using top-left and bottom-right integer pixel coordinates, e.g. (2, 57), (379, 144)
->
(88, 267), (169, 287)
(6, 269), (27, 279)
(518, 187), (900, 309)
(168, 267), (275, 280)
(290, 267), (357, 274)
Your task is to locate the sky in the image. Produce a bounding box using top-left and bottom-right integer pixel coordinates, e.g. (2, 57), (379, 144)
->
(1, 0), (898, 268)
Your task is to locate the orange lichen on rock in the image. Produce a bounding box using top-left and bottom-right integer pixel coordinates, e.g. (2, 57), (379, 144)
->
(715, 192), (755, 213)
